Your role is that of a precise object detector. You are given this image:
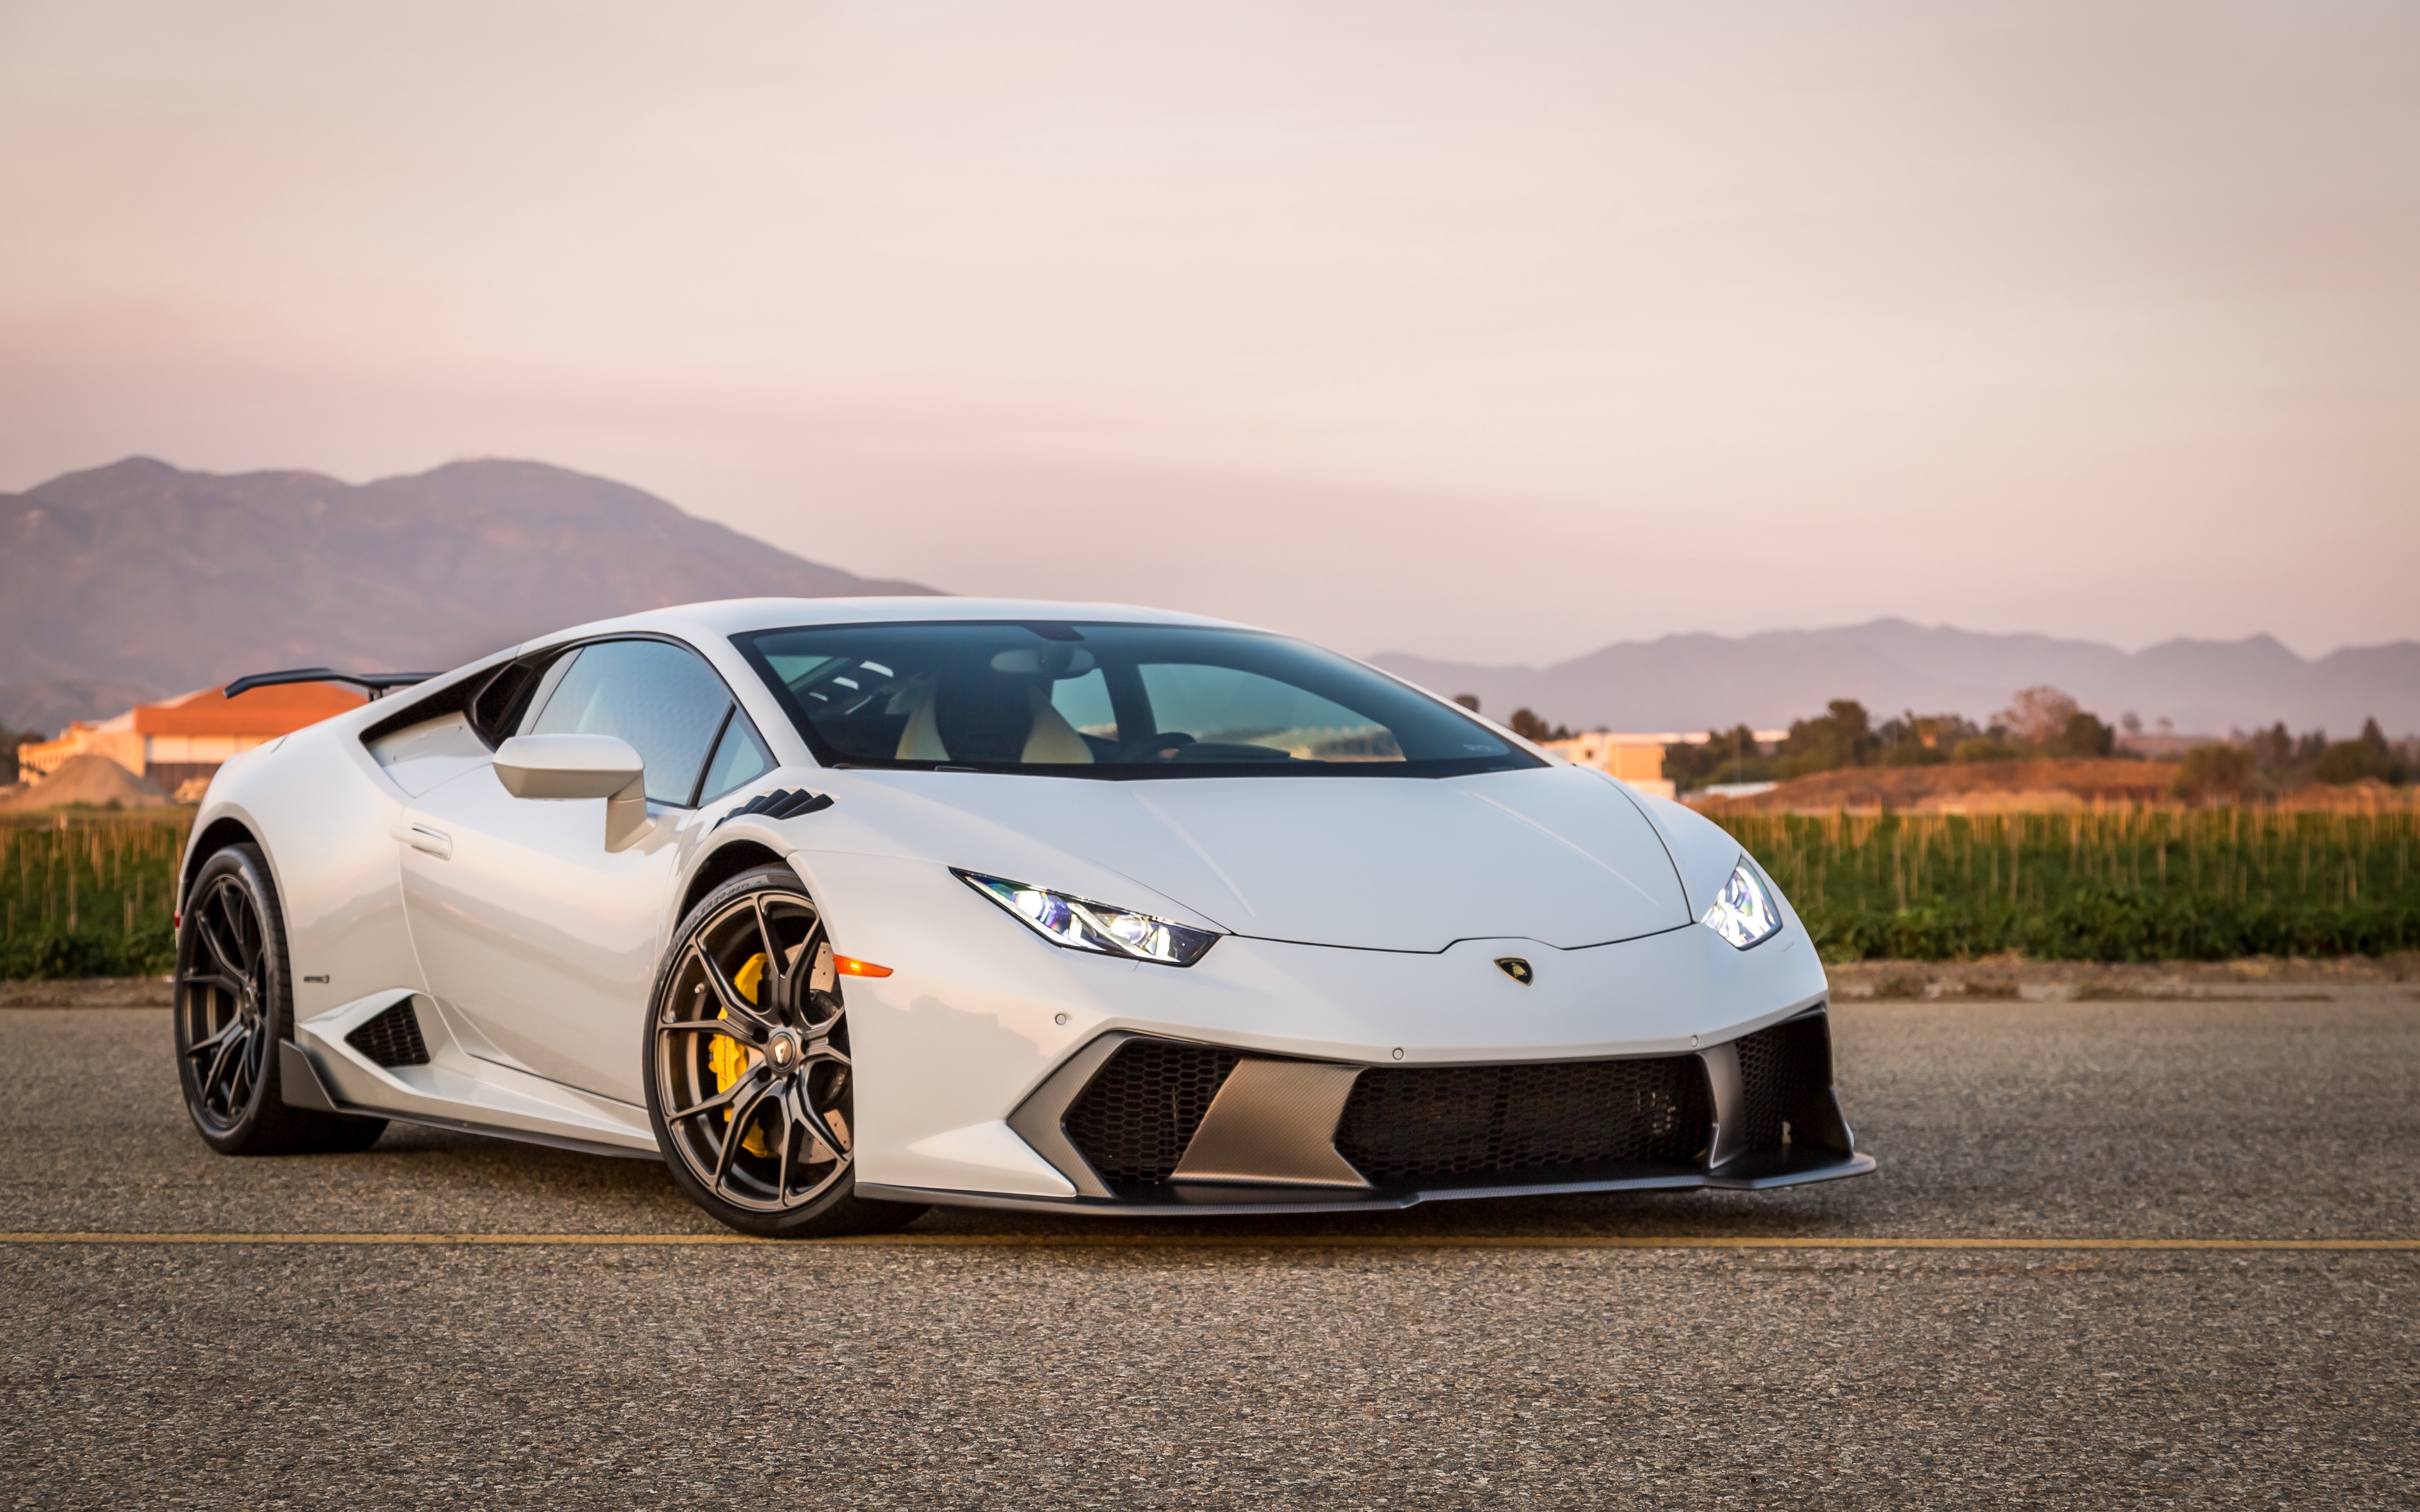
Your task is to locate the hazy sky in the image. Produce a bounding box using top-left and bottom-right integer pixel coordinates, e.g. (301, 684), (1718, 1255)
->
(3, 1), (2414, 665)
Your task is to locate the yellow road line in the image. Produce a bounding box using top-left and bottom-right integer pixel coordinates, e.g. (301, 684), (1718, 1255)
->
(0, 1232), (2414, 1251)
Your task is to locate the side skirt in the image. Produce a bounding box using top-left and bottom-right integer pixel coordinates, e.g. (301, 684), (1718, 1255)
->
(282, 988), (660, 1157)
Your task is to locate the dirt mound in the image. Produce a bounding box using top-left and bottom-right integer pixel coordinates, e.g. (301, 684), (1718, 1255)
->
(1693, 758), (2176, 815)
(0, 753), (173, 811)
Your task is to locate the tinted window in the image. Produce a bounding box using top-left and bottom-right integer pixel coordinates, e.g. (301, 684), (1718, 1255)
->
(698, 711), (775, 802)
(734, 621), (1533, 780)
(1138, 663), (1400, 762)
(528, 639), (733, 805)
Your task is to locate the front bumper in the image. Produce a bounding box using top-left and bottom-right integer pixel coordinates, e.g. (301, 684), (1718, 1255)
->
(793, 846), (1865, 1205)
(861, 1006), (1871, 1215)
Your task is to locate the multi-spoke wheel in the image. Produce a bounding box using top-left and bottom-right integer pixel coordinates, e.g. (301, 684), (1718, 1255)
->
(645, 864), (927, 1238)
(175, 844), (386, 1155)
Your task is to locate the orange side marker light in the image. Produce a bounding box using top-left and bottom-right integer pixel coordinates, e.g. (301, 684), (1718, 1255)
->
(833, 955), (894, 978)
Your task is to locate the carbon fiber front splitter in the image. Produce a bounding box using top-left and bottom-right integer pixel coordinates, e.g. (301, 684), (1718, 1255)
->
(858, 1148), (1876, 1218)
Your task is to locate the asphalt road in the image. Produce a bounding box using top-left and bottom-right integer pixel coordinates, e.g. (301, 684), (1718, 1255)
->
(3, 988), (2416, 1508)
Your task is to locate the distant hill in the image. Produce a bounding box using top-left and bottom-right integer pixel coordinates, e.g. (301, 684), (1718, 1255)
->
(1373, 620), (2420, 739)
(0, 457), (938, 730)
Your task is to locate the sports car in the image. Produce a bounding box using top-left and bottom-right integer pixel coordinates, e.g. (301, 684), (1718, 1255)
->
(173, 598), (1872, 1236)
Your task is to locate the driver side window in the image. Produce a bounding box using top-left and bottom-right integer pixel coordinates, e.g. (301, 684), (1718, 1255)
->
(527, 639), (736, 806)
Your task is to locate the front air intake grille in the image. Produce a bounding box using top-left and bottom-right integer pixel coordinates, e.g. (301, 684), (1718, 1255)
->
(1732, 1012), (1836, 1151)
(1334, 1055), (1712, 1186)
(347, 1000), (431, 1068)
(1062, 1039), (1242, 1186)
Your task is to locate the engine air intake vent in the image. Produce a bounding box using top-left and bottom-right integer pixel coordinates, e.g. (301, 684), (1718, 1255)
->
(1731, 1012), (1842, 1153)
(1062, 1039), (1242, 1187)
(1335, 1054), (1711, 1186)
(347, 1000), (432, 1068)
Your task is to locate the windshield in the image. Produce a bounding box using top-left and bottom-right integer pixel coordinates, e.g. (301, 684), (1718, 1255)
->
(732, 621), (1537, 779)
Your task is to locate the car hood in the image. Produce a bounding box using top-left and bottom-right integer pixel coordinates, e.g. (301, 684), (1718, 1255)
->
(815, 764), (1693, 953)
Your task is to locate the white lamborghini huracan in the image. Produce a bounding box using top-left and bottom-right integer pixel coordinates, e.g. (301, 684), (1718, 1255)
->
(173, 598), (1870, 1236)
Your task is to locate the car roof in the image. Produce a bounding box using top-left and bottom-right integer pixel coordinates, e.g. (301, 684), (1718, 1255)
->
(531, 596), (1255, 650)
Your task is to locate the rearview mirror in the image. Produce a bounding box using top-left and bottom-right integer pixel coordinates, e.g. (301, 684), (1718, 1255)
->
(494, 734), (650, 851)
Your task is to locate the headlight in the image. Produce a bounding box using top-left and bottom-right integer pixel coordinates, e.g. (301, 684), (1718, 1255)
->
(1700, 856), (1783, 949)
(956, 869), (1221, 966)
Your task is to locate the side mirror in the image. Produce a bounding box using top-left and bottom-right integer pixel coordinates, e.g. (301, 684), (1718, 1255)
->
(494, 735), (651, 851)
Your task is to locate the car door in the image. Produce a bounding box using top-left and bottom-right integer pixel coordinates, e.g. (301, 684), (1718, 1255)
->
(398, 636), (774, 1104)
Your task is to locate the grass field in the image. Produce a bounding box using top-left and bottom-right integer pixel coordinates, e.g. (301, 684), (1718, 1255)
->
(5, 805), (2419, 975)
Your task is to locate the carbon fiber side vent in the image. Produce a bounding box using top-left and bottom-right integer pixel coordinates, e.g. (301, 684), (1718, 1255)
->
(715, 788), (834, 830)
(347, 1000), (431, 1068)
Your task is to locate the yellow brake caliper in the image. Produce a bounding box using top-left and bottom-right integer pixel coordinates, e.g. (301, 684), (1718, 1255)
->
(712, 953), (771, 1156)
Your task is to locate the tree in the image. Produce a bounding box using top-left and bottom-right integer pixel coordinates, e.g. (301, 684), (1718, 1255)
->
(2173, 743), (2253, 801)
(1452, 694), (1481, 713)
(2315, 717), (2402, 785)
(1995, 686), (2080, 748)
(1664, 724), (1774, 791)
(2245, 722), (2297, 777)
(2044, 711), (2116, 759)
(1876, 711), (1979, 767)
(1506, 708), (1572, 743)
(1777, 700), (1875, 779)
(2, 724), (42, 784)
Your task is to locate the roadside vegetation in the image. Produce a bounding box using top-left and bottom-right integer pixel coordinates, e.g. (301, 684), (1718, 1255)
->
(4, 782), (2419, 977)
(1715, 807), (2419, 961)
(2, 811), (188, 978)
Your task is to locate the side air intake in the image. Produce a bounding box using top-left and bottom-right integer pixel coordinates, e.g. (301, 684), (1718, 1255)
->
(1728, 1011), (1852, 1155)
(347, 1000), (432, 1068)
(1060, 1039), (1242, 1188)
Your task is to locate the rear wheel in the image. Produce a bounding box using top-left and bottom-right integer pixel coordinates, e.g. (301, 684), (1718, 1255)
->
(175, 844), (388, 1155)
(645, 864), (928, 1239)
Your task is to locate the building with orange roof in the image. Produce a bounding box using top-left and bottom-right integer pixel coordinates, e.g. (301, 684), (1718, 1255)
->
(14, 682), (366, 798)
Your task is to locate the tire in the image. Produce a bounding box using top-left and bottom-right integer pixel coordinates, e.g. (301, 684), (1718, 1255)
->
(175, 843), (389, 1155)
(644, 864), (928, 1239)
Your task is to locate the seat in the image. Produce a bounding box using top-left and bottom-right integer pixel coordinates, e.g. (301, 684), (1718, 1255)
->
(894, 679), (1093, 764)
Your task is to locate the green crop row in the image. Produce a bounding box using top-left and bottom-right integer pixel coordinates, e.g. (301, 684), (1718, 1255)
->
(2, 813), (191, 979)
(6, 806), (2419, 976)
(1710, 807), (2420, 961)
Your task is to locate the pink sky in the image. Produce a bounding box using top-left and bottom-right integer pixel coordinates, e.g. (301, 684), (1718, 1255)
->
(2, 1), (2414, 665)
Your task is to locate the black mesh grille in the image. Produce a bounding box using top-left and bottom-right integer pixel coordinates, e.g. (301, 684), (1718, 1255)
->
(1732, 1013), (1834, 1149)
(1063, 1040), (1242, 1186)
(1334, 1055), (1712, 1185)
(347, 1000), (431, 1068)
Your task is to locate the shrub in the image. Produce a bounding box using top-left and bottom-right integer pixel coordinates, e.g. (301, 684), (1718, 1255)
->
(1951, 738), (2020, 764)
(2172, 743), (2253, 800)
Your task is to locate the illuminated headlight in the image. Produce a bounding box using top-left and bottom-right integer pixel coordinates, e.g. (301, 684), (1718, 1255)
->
(1700, 856), (1783, 949)
(956, 869), (1221, 966)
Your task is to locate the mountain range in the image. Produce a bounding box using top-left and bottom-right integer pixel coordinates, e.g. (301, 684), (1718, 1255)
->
(0, 457), (933, 731)
(4, 456), (2412, 741)
(1373, 622), (2420, 740)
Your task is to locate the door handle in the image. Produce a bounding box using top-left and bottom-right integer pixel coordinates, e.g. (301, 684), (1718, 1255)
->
(389, 823), (453, 860)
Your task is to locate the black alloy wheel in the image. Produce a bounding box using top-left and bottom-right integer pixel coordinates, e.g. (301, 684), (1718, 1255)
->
(175, 844), (386, 1155)
(645, 864), (927, 1239)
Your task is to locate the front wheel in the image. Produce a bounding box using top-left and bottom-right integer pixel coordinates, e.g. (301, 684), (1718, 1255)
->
(644, 864), (927, 1239)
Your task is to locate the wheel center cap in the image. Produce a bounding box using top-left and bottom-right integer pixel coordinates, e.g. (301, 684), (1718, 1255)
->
(767, 1031), (802, 1071)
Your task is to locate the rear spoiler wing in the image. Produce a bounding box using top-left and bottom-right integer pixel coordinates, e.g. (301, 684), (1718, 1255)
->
(222, 667), (437, 701)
